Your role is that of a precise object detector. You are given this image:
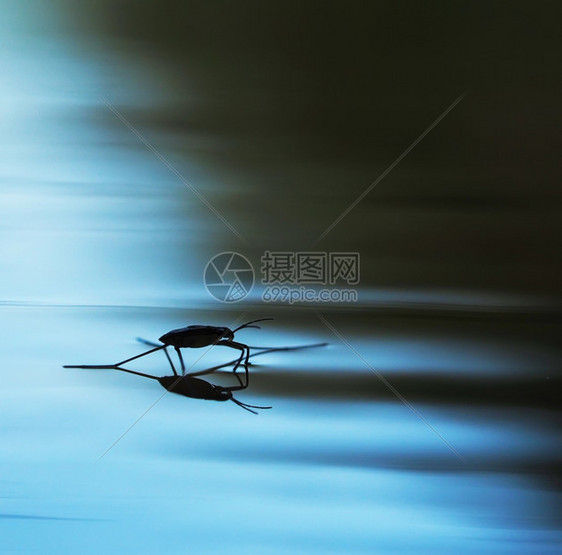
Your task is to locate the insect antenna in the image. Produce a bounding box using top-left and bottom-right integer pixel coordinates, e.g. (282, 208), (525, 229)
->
(239, 401), (272, 410)
(231, 318), (274, 334)
(230, 397), (272, 414)
(230, 398), (258, 414)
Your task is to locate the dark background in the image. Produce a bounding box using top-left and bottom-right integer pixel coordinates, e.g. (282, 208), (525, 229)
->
(59, 0), (561, 296)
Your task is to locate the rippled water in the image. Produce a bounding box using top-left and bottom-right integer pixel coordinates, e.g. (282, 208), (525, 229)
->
(1, 3), (561, 553)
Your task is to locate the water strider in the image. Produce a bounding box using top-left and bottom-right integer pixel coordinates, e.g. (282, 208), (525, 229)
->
(64, 319), (327, 413)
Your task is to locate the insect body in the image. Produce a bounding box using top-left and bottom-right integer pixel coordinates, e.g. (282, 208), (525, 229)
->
(73, 318), (272, 377)
(159, 325), (234, 348)
(157, 318), (272, 375)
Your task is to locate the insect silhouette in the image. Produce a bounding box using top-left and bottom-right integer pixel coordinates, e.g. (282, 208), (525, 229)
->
(63, 318), (328, 413)
(66, 318), (273, 377)
(158, 317), (273, 375)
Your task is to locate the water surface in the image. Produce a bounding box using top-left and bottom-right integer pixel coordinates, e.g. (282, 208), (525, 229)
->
(1, 2), (561, 553)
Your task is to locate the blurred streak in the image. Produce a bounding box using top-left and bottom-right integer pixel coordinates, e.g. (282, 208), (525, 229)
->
(101, 96), (247, 243)
(238, 370), (562, 410)
(317, 311), (466, 462)
(0, 514), (98, 521)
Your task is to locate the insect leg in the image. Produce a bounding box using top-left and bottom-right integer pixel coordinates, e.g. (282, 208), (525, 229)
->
(225, 340), (251, 375)
(115, 345), (166, 366)
(163, 347), (178, 376)
(175, 347), (186, 375)
(112, 366), (160, 380)
(216, 340), (247, 387)
(136, 337), (160, 347)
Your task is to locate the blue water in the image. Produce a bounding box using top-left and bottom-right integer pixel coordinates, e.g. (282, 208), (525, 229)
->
(1, 3), (560, 553)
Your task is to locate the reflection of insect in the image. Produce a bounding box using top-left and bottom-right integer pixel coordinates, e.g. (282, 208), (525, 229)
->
(159, 374), (271, 414)
(80, 358), (273, 414)
(64, 336), (328, 414)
